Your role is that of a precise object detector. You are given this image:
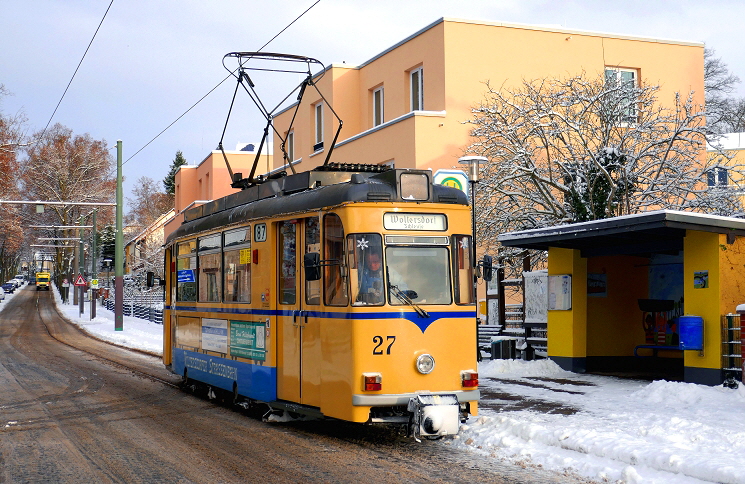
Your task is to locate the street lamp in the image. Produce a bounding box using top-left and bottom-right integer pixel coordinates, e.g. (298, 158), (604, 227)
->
(459, 156), (487, 360)
(103, 258), (113, 287)
(458, 155), (487, 285)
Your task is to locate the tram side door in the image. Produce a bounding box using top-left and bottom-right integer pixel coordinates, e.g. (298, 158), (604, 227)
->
(275, 218), (322, 407)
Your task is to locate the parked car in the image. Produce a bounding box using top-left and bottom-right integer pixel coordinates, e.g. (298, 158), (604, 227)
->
(0, 291), (5, 301)
(2, 283), (16, 293)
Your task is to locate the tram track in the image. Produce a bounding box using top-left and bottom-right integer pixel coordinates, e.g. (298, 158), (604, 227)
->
(32, 290), (182, 390)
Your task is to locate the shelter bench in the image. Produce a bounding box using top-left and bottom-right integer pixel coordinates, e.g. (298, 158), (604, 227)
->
(633, 345), (682, 357)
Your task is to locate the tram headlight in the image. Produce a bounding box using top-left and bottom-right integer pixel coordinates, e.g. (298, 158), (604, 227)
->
(415, 354), (435, 374)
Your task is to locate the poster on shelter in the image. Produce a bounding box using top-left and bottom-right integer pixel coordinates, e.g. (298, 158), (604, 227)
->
(587, 273), (607, 298)
(524, 270), (548, 323)
(694, 270), (709, 289)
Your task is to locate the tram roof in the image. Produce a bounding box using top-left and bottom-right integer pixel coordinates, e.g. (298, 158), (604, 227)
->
(498, 210), (745, 258)
(166, 167), (469, 245)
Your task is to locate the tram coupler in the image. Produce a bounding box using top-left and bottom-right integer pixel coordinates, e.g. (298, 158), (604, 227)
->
(407, 394), (460, 439)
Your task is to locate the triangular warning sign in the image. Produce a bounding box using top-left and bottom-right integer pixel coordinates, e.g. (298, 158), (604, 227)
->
(74, 274), (87, 286)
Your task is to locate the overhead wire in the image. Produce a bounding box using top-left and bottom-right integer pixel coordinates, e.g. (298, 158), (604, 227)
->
(122, 0), (322, 166)
(37, 0), (115, 143)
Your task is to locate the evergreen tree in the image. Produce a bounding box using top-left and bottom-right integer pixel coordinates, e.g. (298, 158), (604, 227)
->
(163, 150), (187, 195)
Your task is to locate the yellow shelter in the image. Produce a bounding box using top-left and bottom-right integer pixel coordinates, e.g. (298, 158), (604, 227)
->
(499, 210), (745, 385)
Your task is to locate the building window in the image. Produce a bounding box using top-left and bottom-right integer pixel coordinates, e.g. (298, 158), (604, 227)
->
(373, 86), (384, 126)
(287, 131), (295, 162)
(604, 67), (638, 124)
(410, 67), (424, 111)
(708, 167), (728, 187)
(314, 103), (324, 152)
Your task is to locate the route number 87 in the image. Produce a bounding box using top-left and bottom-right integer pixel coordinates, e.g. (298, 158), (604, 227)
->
(372, 335), (396, 355)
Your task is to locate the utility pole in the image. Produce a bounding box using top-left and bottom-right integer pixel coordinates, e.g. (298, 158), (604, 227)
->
(115, 140), (124, 331)
(91, 210), (97, 320)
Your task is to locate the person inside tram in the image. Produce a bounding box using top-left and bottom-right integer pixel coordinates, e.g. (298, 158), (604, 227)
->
(357, 251), (384, 304)
(357, 250), (416, 304)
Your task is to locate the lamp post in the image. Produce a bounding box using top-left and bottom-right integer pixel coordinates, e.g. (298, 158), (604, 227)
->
(103, 258), (112, 287)
(459, 156), (487, 361)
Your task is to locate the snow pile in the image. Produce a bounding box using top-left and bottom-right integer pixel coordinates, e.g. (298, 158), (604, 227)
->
(451, 359), (745, 483)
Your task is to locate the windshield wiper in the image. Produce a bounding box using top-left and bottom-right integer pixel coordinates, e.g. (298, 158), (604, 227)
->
(389, 283), (429, 318)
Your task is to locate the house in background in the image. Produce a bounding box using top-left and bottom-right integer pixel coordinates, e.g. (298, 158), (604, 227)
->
(164, 144), (271, 240)
(270, 17), (704, 176)
(125, 208), (176, 279)
(707, 132), (745, 189)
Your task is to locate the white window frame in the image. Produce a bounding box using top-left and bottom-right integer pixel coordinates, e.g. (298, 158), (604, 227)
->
(708, 167), (728, 187)
(410, 67), (423, 111)
(314, 103), (324, 150)
(373, 86), (384, 127)
(604, 67), (638, 125)
(287, 131), (295, 162)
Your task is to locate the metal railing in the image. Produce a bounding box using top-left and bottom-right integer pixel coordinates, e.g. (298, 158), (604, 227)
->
(101, 285), (164, 324)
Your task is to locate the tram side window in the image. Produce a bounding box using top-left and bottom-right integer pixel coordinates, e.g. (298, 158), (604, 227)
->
(224, 228), (251, 303)
(348, 233), (384, 306)
(279, 221), (297, 305)
(324, 214), (348, 306)
(453, 235), (474, 304)
(177, 240), (197, 302)
(305, 218), (321, 305)
(198, 234), (222, 302)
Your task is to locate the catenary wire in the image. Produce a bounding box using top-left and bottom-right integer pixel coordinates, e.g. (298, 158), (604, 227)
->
(122, 0), (322, 167)
(37, 0), (115, 144)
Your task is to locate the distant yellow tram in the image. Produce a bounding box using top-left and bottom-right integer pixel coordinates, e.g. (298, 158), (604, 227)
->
(163, 166), (480, 438)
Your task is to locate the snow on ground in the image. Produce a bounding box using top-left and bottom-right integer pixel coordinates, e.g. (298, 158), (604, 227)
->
(44, 284), (745, 484)
(51, 285), (162, 355)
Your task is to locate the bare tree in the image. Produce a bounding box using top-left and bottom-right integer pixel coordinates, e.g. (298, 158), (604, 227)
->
(127, 176), (173, 230)
(0, 85), (26, 280)
(22, 123), (116, 276)
(466, 72), (744, 272)
(705, 48), (745, 133)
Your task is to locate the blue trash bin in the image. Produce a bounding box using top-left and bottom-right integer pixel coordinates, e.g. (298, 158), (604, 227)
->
(678, 315), (704, 351)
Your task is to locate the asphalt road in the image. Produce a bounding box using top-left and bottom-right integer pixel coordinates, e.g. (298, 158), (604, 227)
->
(0, 286), (579, 483)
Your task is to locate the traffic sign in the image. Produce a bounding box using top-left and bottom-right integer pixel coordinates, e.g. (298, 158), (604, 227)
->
(433, 169), (469, 195)
(74, 274), (87, 286)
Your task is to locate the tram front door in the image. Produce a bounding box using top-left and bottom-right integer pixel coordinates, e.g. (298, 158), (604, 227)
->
(276, 218), (322, 407)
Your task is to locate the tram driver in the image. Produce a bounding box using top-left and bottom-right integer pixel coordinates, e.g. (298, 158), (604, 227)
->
(356, 250), (414, 305)
(357, 251), (384, 304)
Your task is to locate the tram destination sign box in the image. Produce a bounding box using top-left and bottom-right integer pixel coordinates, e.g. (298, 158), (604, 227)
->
(230, 321), (266, 361)
(383, 212), (446, 231)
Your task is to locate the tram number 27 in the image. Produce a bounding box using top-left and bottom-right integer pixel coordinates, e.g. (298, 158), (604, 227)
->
(372, 335), (396, 355)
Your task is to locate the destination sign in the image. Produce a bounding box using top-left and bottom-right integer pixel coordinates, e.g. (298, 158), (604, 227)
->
(383, 213), (447, 231)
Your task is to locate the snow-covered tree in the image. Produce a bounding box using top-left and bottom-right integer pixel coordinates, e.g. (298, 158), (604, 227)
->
(465, 72), (744, 268)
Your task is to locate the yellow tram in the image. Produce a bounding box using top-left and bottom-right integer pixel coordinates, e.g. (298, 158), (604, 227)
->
(163, 165), (479, 437)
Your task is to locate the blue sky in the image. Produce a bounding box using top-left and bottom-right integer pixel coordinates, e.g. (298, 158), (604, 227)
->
(2, 0), (743, 207)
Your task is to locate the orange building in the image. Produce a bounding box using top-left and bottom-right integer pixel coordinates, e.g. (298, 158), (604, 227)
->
(270, 18), (704, 174)
(164, 145), (271, 239)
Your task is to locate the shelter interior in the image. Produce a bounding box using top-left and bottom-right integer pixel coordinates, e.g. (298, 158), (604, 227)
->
(499, 211), (745, 385)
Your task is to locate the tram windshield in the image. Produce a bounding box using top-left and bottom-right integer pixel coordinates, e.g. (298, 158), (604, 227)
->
(385, 246), (452, 305)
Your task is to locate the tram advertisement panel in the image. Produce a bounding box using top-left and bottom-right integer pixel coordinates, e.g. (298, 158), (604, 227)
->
(230, 321), (267, 361)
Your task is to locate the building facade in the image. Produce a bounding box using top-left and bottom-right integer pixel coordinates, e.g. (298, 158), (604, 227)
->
(270, 18), (704, 175)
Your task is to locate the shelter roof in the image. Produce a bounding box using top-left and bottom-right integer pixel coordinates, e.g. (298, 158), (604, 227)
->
(498, 210), (745, 258)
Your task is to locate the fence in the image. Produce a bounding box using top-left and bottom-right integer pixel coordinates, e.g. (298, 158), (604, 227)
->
(102, 286), (164, 324)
